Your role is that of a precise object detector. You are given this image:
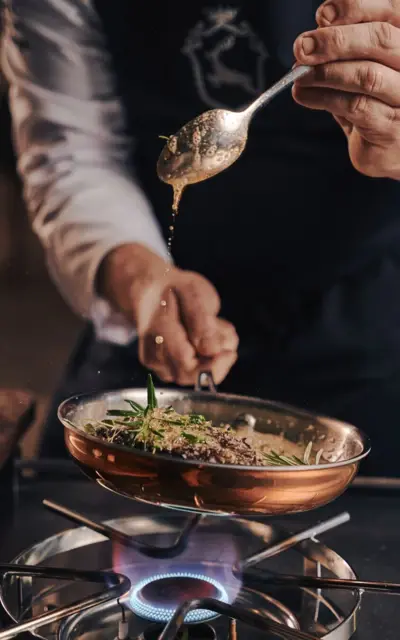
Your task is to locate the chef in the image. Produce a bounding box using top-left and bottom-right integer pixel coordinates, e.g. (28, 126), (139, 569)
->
(2, 0), (400, 475)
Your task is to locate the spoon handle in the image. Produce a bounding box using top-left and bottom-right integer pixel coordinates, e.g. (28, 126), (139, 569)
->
(244, 65), (312, 118)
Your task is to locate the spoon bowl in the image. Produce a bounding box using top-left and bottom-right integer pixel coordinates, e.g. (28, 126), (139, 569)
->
(157, 65), (311, 188)
(157, 109), (249, 187)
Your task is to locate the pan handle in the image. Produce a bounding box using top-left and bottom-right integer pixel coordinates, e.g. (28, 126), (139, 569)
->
(195, 371), (217, 393)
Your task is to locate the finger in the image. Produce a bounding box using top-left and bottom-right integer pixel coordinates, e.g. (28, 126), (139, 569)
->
(196, 318), (239, 358)
(157, 293), (199, 376)
(292, 85), (398, 142)
(316, 0), (400, 28)
(174, 349), (238, 387)
(294, 23), (400, 71)
(174, 272), (223, 352)
(140, 293), (198, 382)
(139, 338), (175, 383)
(295, 61), (400, 107)
(206, 350), (238, 386)
(139, 324), (177, 382)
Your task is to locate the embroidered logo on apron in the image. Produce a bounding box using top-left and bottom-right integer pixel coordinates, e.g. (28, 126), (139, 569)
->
(182, 7), (269, 109)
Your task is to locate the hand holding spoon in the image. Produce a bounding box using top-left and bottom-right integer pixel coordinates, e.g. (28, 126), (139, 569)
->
(157, 65), (311, 208)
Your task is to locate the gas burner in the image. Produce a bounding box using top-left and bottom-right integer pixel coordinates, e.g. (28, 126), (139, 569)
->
(137, 624), (216, 640)
(0, 512), (363, 640)
(129, 572), (229, 623)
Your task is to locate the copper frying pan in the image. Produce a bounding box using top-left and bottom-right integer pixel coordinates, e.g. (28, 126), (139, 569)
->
(59, 373), (370, 516)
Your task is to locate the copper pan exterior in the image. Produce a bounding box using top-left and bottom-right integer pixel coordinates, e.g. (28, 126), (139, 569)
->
(59, 387), (370, 517)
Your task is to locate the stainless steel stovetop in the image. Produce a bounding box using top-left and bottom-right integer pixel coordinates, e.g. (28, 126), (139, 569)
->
(0, 507), (360, 640)
(1, 464), (400, 640)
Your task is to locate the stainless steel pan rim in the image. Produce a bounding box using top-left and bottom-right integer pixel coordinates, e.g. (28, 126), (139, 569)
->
(59, 387), (371, 473)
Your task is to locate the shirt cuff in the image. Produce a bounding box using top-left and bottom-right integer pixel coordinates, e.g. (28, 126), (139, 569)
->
(91, 297), (137, 345)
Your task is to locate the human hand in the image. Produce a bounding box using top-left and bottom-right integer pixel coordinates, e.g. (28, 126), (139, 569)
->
(99, 244), (238, 386)
(293, 0), (400, 179)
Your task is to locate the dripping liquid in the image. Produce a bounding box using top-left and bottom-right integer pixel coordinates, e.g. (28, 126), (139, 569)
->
(167, 181), (184, 254)
(167, 212), (176, 254)
(156, 183), (184, 346)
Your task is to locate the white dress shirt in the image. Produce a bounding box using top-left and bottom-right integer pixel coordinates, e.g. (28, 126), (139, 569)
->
(1, 0), (171, 345)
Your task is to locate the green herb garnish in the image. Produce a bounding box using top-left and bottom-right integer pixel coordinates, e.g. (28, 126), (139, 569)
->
(147, 373), (158, 410)
(263, 450), (306, 466)
(77, 374), (324, 467)
(181, 432), (200, 444)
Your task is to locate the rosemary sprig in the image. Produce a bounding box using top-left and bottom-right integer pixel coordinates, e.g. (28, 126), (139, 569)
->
(263, 451), (305, 466)
(263, 441), (324, 467)
(147, 373), (158, 410)
(126, 398), (144, 412)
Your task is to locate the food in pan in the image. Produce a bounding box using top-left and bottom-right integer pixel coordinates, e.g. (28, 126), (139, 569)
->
(67, 375), (325, 467)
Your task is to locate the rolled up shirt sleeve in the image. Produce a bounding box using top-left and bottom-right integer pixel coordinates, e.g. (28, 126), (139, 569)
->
(1, 0), (170, 345)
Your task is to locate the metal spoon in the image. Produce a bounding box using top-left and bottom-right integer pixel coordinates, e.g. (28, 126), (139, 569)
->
(157, 65), (311, 190)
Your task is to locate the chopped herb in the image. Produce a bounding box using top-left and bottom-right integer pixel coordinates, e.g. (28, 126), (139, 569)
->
(151, 429), (165, 438)
(181, 432), (200, 444)
(189, 414), (206, 424)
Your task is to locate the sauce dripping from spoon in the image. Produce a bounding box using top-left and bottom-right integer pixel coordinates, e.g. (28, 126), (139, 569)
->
(172, 181), (185, 215)
(155, 182), (185, 347)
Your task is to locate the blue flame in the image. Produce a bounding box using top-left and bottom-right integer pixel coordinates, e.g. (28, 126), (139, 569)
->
(129, 571), (229, 623)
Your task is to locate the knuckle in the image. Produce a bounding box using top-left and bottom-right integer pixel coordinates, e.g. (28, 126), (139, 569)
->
(371, 21), (395, 49)
(180, 273), (206, 298)
(387, 105), (398, 124)
(339, 0), (353, 13)
(314, 63), (330, 82)
(385, 105), (399, 122)
(355, 63), (383, 95)
(328, 26), (346, 51)
(159, 371), (174, 383)
(348, 94), (397, 130)
(180, 272), (221, 312)
(349, 93), (371, 117)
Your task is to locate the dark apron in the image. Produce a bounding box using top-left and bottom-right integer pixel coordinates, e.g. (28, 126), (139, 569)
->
(42, 1), (400, 477)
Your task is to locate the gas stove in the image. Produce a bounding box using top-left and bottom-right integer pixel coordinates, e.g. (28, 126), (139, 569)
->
(0, 501), (361, 640)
